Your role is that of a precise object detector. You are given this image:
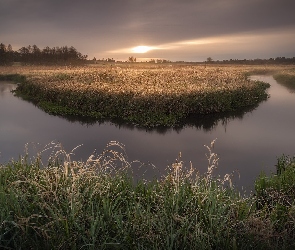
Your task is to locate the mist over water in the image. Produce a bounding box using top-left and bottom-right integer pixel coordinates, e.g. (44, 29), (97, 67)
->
(1, 75), (295, 191)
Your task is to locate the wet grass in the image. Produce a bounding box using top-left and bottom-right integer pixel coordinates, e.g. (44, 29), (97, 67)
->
(0, 141), (295, 249)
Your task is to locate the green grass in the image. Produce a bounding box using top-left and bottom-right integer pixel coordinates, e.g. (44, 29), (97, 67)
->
(254, 155), (295, 249)
(1, 141), (295, 249)
(0, 73), (26, 82)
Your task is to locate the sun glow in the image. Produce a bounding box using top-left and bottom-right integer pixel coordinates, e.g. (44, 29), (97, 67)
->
(131, 46), (153, 53)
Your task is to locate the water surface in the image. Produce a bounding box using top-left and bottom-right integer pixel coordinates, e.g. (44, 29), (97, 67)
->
(1, 76), (294, 190)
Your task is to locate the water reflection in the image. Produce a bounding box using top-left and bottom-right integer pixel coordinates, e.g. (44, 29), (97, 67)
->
(39, 100), (264, 134)
(0, 82), (15, 96)
(181, 104), (262, 132)
(1, 76), (295, 191)
(275, 78), (295, 93)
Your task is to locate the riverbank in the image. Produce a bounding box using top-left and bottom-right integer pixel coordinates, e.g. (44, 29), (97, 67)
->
(0, 141), (294, 249)
(273, 70), (295, 92)
(0, 64), (271, 128)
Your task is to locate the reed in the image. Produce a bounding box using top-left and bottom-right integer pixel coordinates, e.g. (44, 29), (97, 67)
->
(1, 140), (294, 249)
(253, 155), (295, 249)
(273, 69), (295, 92)
(0, 65), (270, 127)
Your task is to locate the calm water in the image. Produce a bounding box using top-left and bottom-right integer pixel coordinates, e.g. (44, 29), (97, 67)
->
(1, 75), (294, 190)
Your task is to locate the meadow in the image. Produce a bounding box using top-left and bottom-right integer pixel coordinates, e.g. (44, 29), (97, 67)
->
(0, 64), (272, 127)
(1, 63), (295, 249)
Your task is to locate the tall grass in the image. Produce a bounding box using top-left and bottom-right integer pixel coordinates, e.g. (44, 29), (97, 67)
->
(254, 155), (295, 249)
(0, 65), (270, 127)
(1, 140), (295, 249)
(273, 69), (295, 92)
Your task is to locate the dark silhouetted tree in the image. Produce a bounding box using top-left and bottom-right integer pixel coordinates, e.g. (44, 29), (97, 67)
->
(128, 56), (136, 62)
(206, 57), (213, 63)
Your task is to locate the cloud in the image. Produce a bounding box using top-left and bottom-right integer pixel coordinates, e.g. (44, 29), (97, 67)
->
(107, 26), (295, 61)
(1, 0), (295, 60)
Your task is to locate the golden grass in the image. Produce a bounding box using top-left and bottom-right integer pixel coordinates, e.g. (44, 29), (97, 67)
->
(0, 64), (277, 127)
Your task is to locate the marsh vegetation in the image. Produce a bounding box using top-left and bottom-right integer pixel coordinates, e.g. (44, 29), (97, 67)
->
(273, 70), (295, 92)
(0, 141), (295, 249)
(0, 64), (271, 127)
(1, 64), (295, 249)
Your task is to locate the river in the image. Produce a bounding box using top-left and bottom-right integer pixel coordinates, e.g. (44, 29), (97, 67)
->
(0, 75), (294, 191)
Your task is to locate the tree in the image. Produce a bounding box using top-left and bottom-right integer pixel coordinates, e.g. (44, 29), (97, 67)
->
(7, 44), (12, 52)
(32, 45), (41, 62)
(18, 46), (30, 63)
(128, 56), (136, 62)
(0, 43), (7, 65)
(7, 44), (14, 63)
(206, 57), (213, 63)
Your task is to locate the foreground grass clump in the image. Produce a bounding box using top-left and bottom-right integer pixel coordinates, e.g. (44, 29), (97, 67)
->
(1, 141), (295, 249)
(254, 155), (295, 248)
(0, 65), (270, 127)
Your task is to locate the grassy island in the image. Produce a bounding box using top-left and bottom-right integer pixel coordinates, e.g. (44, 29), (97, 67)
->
(0, 64), (271, 127)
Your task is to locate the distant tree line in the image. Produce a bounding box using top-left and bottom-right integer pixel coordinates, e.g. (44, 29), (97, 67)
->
(206, 57), (295, 65)
(92, 57), (116, 63)
(0, 42), (88, 65)
(147, 59), (171, 64)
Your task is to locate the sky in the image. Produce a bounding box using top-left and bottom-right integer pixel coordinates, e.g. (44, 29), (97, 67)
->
(1, 0), (295, 62)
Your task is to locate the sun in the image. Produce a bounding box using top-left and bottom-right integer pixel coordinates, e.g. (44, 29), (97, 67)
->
(131, 46), (152, 53)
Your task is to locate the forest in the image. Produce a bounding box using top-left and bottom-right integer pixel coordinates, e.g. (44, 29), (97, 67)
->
(0, 42), (87, 65)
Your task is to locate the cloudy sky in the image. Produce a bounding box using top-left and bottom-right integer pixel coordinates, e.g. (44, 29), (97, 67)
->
(1, 0), (295, 62)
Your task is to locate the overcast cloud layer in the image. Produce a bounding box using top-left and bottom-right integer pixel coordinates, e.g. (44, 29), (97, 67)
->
(1, 0), (295, 61)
